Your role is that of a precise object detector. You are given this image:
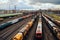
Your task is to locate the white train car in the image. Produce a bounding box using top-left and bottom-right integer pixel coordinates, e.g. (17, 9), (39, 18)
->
(36, 16), (42, 39)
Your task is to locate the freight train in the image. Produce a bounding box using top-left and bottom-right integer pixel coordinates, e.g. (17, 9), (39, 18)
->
(43, 14), (60, 26)
(12, 19), (35, 40)
(0, 14), (32, 30)
(43, 15), (60, 40)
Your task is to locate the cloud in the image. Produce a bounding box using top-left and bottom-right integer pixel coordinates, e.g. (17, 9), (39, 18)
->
(0, 0), (35, 10)
(30, 3), (55, 10)
(0, 0), (8, 4)
(25, 0), (60, 10)
(15, 2), (35, 10)
(0, 0), (60, 10)
(25, 0), (60, 5)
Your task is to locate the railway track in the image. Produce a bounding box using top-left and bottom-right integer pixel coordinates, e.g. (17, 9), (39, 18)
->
(0, 13), (59, 40)
(0, 14), (23, 24)
(23, 16), (38, 40)
(42, 17), (56, 40)
(42, 15), (60, 40)
(0, 14), (33, 30)
(0, 17), (32, 40)
(43, 14), (60, 27)
(6, 17), (32, 40)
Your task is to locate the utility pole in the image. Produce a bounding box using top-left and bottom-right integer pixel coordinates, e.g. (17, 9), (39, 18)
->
(14, 5), (16, 13)
(8, 1), (11, 14)
(9, 4), (10, 14)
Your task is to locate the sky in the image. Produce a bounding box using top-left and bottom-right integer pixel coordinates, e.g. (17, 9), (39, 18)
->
(0, 0), (60, 10)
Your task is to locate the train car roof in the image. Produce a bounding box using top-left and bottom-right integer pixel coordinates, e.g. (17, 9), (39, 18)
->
(36, 22), (42, 33)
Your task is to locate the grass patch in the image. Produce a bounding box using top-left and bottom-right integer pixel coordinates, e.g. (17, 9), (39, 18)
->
(47, 14), (60, 21)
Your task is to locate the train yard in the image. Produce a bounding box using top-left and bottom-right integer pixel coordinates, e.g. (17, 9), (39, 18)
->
(0, 12), (60, 40)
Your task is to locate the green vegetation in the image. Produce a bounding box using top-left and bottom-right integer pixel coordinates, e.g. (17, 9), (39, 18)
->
(47, 14), (60, 21)
(0, 13), (22, 17)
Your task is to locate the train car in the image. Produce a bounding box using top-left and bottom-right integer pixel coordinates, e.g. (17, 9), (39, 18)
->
(12, 19), (34, 40)
(54, 20), (60, 26)
(0, 15), (32, 30)
(43, 14), (60, 26)
(43, 14), (54, 21)
(0, 18), (4, 21)
(22, 15), (27, 19)
(36, 16), (42, 39)
(43, 15), (60, 40)
(0, 18), (20, 29)
(22, 14), (32, 19)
